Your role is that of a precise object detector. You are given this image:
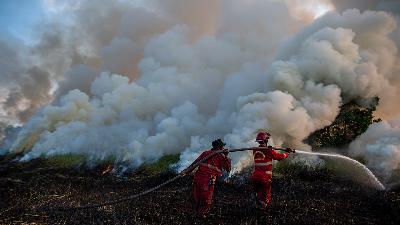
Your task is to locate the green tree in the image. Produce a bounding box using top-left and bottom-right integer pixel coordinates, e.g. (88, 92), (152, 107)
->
(305, 97), (381, 149)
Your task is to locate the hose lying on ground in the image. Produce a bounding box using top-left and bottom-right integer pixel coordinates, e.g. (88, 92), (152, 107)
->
(53, 147), (290, 211)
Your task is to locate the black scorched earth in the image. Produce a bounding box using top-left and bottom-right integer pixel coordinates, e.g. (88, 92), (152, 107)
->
(0, 155), (399, 225)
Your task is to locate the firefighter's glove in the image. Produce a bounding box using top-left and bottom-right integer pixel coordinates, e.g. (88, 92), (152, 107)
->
(223, 148), (229, 156)
(286, 148), (295, 153)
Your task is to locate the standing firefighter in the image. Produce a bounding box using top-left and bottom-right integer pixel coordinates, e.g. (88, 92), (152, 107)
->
(184, 139), (231, 218)
(252, 131), (293, 209)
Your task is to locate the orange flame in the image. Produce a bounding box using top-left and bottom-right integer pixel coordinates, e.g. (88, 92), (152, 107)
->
(101, 165), (113, 175)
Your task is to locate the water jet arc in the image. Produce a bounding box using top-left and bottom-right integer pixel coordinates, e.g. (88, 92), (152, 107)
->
(287, 149), (385, 191)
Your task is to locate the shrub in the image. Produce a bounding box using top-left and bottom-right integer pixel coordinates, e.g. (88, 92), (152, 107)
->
(305, 97), (381, 150)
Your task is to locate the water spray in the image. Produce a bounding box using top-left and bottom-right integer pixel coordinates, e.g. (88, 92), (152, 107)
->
(294, 150), (385, 190)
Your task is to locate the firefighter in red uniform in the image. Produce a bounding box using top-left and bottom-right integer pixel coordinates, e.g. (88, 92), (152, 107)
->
(184, 139), (231, 218)
(251, 131), (293, 209)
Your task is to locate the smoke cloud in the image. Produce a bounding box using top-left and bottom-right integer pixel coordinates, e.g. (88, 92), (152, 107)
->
(330, 0), (400, 14)
(330, 0), (380, 12)
(0, 35), (52, 127)
(1, 0), (400, 182)
(349, 120), (400, 183)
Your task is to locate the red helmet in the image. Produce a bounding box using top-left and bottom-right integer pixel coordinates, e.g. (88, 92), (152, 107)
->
(256, 131), (270, 142)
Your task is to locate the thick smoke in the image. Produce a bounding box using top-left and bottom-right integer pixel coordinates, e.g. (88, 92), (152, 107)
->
(2, 0), (400, 182)
(349, 120), (400, 183)
(286, 0), (334, 22)
(275, 8), (400, 181)
(6, 0), (316, 163)
(330, 0), (400, 14)
(330, 0), (380, 12)
(0, 35), (52, 135)
(0, 0), (167, 141)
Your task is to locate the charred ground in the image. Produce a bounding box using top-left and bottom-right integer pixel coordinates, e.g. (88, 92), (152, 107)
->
(0, 155), (399, 225)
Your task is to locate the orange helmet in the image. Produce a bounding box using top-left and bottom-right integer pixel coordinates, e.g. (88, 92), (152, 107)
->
(256, 131), (270, 142)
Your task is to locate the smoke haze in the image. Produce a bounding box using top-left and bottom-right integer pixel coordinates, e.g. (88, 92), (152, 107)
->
(1, 0), (400, 182)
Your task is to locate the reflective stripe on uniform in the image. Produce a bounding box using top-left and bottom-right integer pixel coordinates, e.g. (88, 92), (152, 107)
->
(200, 163), (222, 174)
(265, 171), (272, 175)
(254, 162), (273, 166)
(253, 151), (265, 160)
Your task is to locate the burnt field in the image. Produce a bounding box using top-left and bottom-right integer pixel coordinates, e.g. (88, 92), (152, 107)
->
(0, 155), (399, 225)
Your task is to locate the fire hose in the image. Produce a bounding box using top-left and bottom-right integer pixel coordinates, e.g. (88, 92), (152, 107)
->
(53, 147), (292, 211)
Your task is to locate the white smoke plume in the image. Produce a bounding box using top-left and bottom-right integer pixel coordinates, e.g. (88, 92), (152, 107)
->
(349, 120), (400, 183)
(1, 0), (400, 182)
(7, 0), (308, 164)
(0, 35), (52, 126)
(275, 8), (400, 181)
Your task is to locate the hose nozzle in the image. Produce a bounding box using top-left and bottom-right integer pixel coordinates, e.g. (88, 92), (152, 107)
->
(273, 147), (295, 153)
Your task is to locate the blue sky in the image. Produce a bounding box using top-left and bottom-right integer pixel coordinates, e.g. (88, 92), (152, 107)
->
(0, 0), (45, 42)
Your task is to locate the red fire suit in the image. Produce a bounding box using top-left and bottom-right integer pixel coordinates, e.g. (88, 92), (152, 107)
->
(192, 149), (231, 216)
(251, 146), (289, 208)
